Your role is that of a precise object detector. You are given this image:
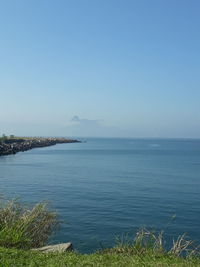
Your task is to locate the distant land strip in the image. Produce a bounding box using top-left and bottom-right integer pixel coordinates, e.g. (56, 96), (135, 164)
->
(0, 137), (80, 156)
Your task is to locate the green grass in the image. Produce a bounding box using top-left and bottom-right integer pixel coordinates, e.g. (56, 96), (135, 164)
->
(0, 227), (200, 267)
(0, 199), (58, 249)
(0, 247), (200, 267)
(1, 199), (200, 266)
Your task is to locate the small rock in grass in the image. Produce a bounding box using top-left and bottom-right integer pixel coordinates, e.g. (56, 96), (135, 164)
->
(32, 243), (73, 253)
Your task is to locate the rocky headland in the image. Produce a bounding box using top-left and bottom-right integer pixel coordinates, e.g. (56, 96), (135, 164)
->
(0, 137), (80, 156)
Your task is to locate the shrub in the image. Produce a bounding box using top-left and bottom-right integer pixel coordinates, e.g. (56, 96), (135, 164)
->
(0, 199), (59, 249)
(100, 228), (199, 258)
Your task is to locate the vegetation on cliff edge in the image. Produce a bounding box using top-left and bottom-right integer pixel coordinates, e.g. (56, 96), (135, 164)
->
(0, 198), (200, 266)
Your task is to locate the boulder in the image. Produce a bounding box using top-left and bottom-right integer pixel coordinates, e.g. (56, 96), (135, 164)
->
(32, 243), (73, 253)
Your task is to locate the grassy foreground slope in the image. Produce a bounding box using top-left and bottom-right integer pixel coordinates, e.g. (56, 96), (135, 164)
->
(0, 199), (200, 266)
(0, 248), (200, 267)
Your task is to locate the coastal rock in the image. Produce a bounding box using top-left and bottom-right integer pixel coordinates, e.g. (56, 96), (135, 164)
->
(0, 138), (80, 156)
(32, 243), (73, 253)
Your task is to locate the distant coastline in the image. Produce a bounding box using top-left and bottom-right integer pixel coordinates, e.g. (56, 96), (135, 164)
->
(0, 137), (80, 156)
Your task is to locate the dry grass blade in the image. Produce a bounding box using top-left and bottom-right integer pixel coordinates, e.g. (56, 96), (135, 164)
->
(170, 234), (194, 257)
(134, 228), (164, 252)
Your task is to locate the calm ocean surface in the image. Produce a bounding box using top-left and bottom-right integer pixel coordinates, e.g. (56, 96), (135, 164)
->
(0, 138), (200, 253)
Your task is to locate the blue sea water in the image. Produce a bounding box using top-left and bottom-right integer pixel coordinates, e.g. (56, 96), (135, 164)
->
(0, 138), (200, 253)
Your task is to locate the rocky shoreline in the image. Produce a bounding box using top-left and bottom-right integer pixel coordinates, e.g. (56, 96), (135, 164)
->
(0, 137), (80, 156)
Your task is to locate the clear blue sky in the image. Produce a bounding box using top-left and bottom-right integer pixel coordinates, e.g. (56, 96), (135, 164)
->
(0, 0), (200, 138)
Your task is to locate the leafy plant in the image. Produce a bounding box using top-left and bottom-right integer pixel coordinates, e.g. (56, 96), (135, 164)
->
(0, 199), (59, 249)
